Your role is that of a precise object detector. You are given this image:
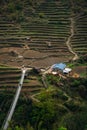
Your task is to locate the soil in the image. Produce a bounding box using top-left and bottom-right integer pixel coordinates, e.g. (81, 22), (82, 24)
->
(73, 66), (87, 75)
(0, 47), (72, 68)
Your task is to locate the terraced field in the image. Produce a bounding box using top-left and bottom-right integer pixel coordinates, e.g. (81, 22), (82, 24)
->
(70, 0), (87, 55)
(0, 0), (87, 97)
(0, 66), (43, 95)
(0, 0), (74, 68)
(0, 1), (87, 129)
(71, 15), (87, 55)
(21, 0), (73, 61)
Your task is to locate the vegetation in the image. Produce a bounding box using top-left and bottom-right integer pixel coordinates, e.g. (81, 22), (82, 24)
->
(0, 0), (44, 23)
(0, 71), (87, 130)
(6, 126), (67, 130)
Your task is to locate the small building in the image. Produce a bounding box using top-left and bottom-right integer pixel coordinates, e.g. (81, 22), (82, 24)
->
(63, 68), (72, 74)
(51, 63), (66, 71)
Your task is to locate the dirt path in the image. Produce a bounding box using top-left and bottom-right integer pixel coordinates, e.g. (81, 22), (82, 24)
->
(31, 93), (40, 103)
(66, 18), (79, 61)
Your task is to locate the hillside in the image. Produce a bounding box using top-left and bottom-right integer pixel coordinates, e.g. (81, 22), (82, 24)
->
(0, 65), (87, 130)
(0, 0), (86, 68)
(0, 0), (87, 130)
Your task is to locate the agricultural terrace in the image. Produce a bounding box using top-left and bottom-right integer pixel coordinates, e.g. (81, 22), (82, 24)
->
(0, 0), (74, 68)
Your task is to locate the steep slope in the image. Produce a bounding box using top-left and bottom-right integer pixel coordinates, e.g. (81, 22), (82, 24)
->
(70, 0), (87, 55)
(0, 0), (73, 68)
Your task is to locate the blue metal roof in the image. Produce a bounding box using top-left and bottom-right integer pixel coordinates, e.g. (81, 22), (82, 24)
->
(52, 63), (66, 70)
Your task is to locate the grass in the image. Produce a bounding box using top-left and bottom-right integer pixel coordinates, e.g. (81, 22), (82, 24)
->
(67, 63), (75, 68)
(24, 79), (30, 83)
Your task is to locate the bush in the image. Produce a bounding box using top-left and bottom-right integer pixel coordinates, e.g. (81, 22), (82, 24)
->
(39, 13), (45, 18)
(15, 2), (23, 10)
(71, 79), (80, 87)
(78, 85), (87, 99)
(64, 100), (80, 112)
(7, 2), (15, 13)
(55, 90), (68, 101)
(62, 111), (87, 130)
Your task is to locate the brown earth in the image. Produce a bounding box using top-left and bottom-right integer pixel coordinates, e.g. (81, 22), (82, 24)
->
(0, 47), (72, 68)
(73, 66), (87, 75)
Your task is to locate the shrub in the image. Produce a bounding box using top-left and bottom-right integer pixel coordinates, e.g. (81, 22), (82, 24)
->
(7, 2), (15, 13)
(62, 111), (87, 130)
(15, 2), (23, 10)
(39, 12), (45, 18)
(78, 85), (87, 99)
(64, 100), (80, 112)
(71, 79), (80, 87)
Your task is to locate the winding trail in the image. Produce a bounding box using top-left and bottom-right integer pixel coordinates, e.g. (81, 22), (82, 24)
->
(42, 74), (48, 88)
(66, 18), (79, 61)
